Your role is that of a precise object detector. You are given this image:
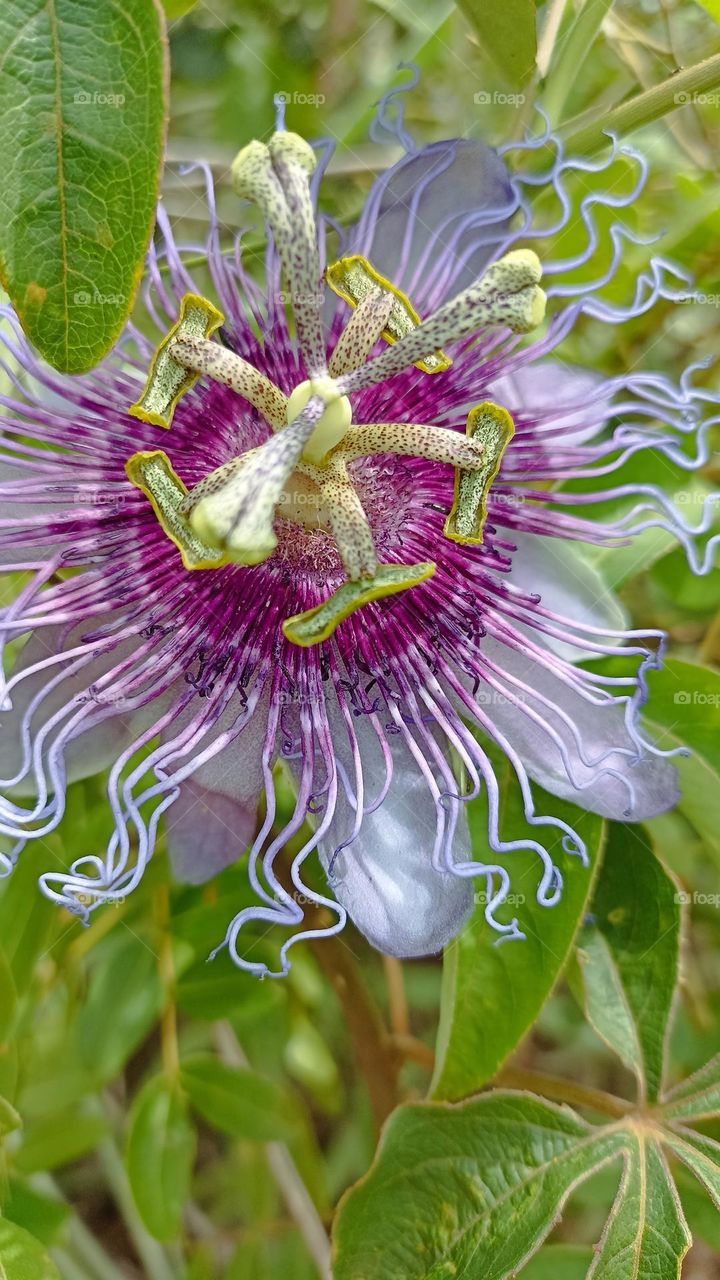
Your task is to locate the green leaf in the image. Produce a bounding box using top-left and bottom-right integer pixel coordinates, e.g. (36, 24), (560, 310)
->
(0, 948), (17, 1044)
(163, 0), (198, 14)
(592, 659), (720, 858)
(181, 1056), (303, 1143)
(332, 1093), (623, 1280)
(0, 1218), (61, 1280)
(77, 929), (164, 1083)
(663, 1128), (720, 1210)
(589, 1133), (690, 1279)
(432, 780), (604, 1100)
(521, 1245), (593, 1280)
(126, 1075), (196, 1242)
(14, 1110), (108, 1173)
(0, 1095), (21, 1138)
(543, 0), (615, 124)
(575, 824), (680, 1102)
(662, 1053), (720, 1123)
(0, 1179), (70, 1247)
(456, 0), (536, 88)
(0, 0), (168, 373)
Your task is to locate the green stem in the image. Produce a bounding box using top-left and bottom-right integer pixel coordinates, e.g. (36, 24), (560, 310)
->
(561, 52), (720, 152)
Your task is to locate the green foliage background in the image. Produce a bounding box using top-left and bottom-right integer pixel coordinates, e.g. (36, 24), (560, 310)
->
(1, 0), (720, 1276)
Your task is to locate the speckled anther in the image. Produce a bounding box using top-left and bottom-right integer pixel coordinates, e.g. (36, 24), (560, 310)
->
(126, 451), (229, 570)
(129, 293), (224, 429)
(444, 402), (515, 545)
(282, 562), (437, 646)
(286, 376), (353, 466)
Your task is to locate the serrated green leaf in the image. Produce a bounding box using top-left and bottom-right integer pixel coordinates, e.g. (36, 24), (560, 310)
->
(126, 1075), (196, 1242)
(456, 0), (537, 87)
(77, 929), (164, 1083)
(432, 778), (604, 1100)
(662, 1053), (720, 1122)
(0, 1218), (60, 1280)
(575, 824), (679, 1102)
(0, 0), (168, 373)
(181, 1056), (302, 1142)
(332, 1093), (623, 1280)
(588, 1133), (690, 1279)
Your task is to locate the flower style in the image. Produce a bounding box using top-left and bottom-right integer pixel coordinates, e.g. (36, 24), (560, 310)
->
(0, 87), (718, 976)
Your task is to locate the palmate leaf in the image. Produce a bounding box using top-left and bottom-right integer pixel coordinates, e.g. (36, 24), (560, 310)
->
(334, 811), (720, 1280)
(332, 1094), (625, 1280)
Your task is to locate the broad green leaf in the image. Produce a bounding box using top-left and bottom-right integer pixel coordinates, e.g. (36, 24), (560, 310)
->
(332, 1093), (623, 1280)
(456, 0), (537, 87)
(662, 1053), (720, 1123)
(0, 0), (167, 373)
(432, 778), (604, 1100)
(126, 1075), (196, 1242)
(575, 824), (679, 1102)
(0, 1179), (70, 1246)
(0, 1218), (61, 1279)
(588, 1133), (690, 1279)
(14, 1110), (107, 1173)
(181, 1056), (303, 1143)
(663, 1128), (720, 1210)
(77, 929), (164, 1082)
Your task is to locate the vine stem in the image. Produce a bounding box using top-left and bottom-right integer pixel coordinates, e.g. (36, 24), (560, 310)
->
(561, 52), (720, 153)
(495, 1067), (632, 1118)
